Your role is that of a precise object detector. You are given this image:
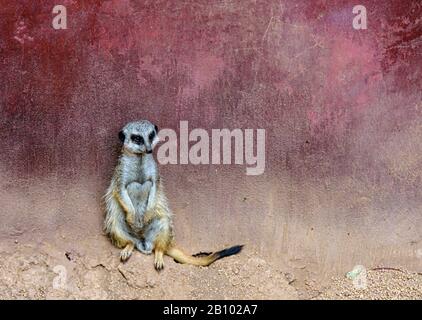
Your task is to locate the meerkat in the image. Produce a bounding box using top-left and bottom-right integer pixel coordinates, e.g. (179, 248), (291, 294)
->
(104, 120), (243, 270)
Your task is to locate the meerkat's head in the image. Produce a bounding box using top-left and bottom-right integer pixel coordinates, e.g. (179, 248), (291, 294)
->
(119, 120), (159, 155)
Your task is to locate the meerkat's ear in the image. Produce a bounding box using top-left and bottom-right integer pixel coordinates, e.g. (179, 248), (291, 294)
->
(118, 130), (125, 143)
(154, 125), (158, 132)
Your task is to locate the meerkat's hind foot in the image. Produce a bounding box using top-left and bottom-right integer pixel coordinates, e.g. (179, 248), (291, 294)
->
(120, 243), (135, 262)
(136, 239), (153, 255)
(154, 250), (164, 271)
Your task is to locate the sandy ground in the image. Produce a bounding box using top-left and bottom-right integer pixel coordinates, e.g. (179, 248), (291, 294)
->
(0, 240), (420, 300)
(318, 268), (422, 300)
(0, 241), (298, 300)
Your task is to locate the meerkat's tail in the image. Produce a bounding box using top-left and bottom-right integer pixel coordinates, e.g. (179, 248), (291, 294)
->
(166, 245), (243, 267)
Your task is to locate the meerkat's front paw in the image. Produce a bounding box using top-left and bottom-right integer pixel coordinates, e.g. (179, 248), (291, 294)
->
(126, 213), (136, 226)
(136, 240), (152, 254)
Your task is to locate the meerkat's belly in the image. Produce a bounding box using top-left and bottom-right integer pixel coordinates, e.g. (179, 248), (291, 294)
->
(127, 181), (152, 213)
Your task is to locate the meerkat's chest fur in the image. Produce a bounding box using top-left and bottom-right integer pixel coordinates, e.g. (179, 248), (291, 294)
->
(118, 153), (157, 184)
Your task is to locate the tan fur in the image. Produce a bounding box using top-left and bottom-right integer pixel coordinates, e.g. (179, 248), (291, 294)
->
(166, 247), (220, 266)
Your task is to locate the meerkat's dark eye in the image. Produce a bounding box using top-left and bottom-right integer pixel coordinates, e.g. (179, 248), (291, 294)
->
(149, 130), (156, 141)
(118, 130), (125, 143)
(131, 134), (144, 145)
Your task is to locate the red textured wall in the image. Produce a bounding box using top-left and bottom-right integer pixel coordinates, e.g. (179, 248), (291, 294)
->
(0, 1), (421, 275)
